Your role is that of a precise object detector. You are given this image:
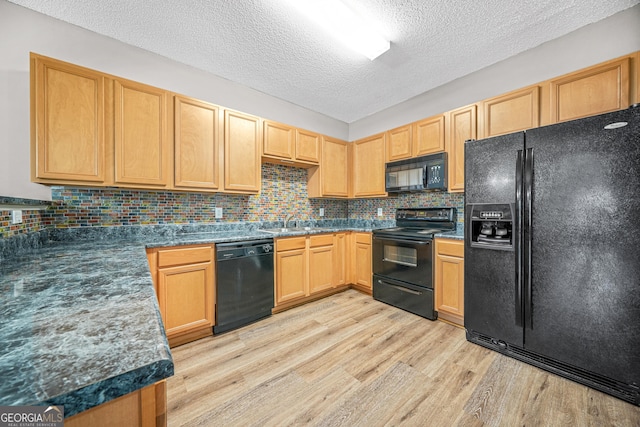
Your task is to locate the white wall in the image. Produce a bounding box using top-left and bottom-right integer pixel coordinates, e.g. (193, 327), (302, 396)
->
(349, 4), (640, 140)
(0, 1), (349, 201)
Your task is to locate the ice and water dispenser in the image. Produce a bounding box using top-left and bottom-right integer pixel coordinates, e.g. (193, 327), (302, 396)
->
(467, 203), (515, 250)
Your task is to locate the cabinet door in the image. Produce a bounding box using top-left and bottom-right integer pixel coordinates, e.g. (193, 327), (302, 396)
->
(295, 129), (320, 164)
(549, 57), (630, 123)
(114, 79), (170, 187)
(386, 125), (412, 161)
(275, 248), (308, 305)
(309, 244), (334, 294)
(224, 110), (261, 193)
(352, 233), (372, 290)
(263, 120), (294, 160)
(158, 261), (214, 338)
(447, 104), (477, 192)
(310, 136), (349, 198)
(174, 95), (221, 190)
(31, 54), (105, 183)
(352, 134), (386, 198)
(334, 233), (348, 286)
(413, 115), (445, 157)
(435, 239), (464, 325)
(481, 86), (539, 138)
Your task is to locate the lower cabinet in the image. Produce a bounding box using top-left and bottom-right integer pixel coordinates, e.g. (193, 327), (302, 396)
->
(434, 238), (465, 326)
(350, 232), (373, 294)
(65, 381), (166, 427)
(146, 244), (215, 347)
(274, 233), (354, 312)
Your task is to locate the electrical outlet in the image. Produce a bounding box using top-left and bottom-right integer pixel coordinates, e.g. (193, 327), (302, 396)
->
(11, 210), (23, 224)
(214, 207), (223, 219)
(377, 208), (383, 217)
(319, 208), (325, 217)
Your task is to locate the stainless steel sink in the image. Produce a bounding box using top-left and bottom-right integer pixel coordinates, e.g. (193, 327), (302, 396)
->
(258, 226), (334, 234)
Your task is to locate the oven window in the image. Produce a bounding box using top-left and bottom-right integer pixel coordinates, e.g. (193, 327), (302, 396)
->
(383, 245), (417, 267)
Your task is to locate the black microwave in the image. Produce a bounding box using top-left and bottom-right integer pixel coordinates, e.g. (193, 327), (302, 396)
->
(385, 153), (447, 193)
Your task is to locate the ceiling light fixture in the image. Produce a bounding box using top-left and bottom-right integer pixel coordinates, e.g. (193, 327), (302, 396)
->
(286, 0), (390, 60)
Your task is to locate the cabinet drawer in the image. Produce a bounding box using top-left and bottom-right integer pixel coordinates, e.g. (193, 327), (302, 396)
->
(436, 239), (464, 258)
(158, 246), (212, 267)
(309, 234), (333, 247)
(276, 237), (306, 251)
(355, 233), (372, 245)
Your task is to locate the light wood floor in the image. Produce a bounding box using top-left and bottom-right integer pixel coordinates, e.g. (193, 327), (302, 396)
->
(166, 289), (640, 426)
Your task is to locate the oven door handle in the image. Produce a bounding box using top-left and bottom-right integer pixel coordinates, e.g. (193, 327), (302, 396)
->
(381, 258), (417, 268)
(377, 280), (422, 295)
(373, 236), (431, 245)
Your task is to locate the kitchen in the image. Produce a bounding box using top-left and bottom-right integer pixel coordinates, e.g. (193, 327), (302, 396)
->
(1, 0), (640, 425)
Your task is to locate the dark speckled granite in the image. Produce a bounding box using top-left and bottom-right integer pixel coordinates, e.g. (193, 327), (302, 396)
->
(0, 240), (173, 417)
(0, 219), (386, 417)
(434, 224), (465, 240)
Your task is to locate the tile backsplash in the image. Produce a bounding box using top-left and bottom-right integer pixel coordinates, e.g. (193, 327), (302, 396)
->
(1, 164), (464, 238)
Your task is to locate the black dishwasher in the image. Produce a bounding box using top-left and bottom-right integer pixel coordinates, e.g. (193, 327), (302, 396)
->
(214, 239), (274, 334)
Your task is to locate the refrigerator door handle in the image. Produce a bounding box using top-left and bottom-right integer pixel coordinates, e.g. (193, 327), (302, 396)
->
(524, 148), (534, 329)
(515, 150), (524, 327)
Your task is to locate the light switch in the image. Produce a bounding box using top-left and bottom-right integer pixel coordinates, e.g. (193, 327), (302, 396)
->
(377, 208), (383, 217)
(11, 210), (23, 224)
(215, 207), (223, 219)
(319, 208), (325, 217)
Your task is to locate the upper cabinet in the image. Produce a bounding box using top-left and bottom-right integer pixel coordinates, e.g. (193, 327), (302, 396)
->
(447, 104), (477, 193)
(31, 54), (106, 184)
(113, 79), (170, 188)
(174, 95), (221, 191)
(480, 86), (540, 138)
(413, 114), (446, 157)
(547, 57), (630, 124)
(224, 110), (261, 194)
(262, 120), (320, 167)
(386, 125), (412, 162)
(352, 133), (386, 198)
(308, 136), (349, 198)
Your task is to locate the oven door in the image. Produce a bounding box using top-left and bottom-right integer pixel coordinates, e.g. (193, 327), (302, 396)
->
(372, 235), (433, 288)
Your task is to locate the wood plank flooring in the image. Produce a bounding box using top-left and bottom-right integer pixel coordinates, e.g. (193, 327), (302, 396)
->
(166, 289), (640, 426)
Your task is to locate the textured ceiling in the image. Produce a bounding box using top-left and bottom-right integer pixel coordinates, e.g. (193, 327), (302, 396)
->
(9, 0), (640, 122)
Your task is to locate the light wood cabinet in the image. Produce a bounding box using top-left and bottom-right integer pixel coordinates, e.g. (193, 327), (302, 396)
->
(114, 78), (170, 188)
(446, 104), (477, 193)
(262, 120), (320, 167)
(481, 86), (540, 138)
(30, 54), (106, 184)
(386, 125), (412, 161)
(275, 237), (308, 305)
(308, 234), (335, 294)
(274, 233), (350, 312)
(174, 95), (221, 191)
(352, 133), (386, 198)
(547, 57), (630, 124)
(295, 129), (321, 164)
(66, 381), (166, 427)
(147, 245), (215, 347)
(435, 238), (464, 326)
(350, 232), (372, 294)
(413, 114), (446, 157)
(308, 136), (349, 198)
(334, 232), (348, 286)
(224, 110), (261, 194)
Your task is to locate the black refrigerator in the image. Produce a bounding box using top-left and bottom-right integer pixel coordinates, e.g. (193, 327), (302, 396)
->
(464, 106), (640, 406)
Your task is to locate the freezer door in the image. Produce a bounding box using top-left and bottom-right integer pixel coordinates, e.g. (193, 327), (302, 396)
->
(524, 107), (640, 386)
(464, 132), (525, 346)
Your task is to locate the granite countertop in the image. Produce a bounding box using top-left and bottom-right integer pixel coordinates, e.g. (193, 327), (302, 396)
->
(434, 226), (465, 240)
(0, 220), (388, 417)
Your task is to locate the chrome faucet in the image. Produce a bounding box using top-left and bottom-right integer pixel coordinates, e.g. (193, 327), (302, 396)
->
(284, 214), (294, 228)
